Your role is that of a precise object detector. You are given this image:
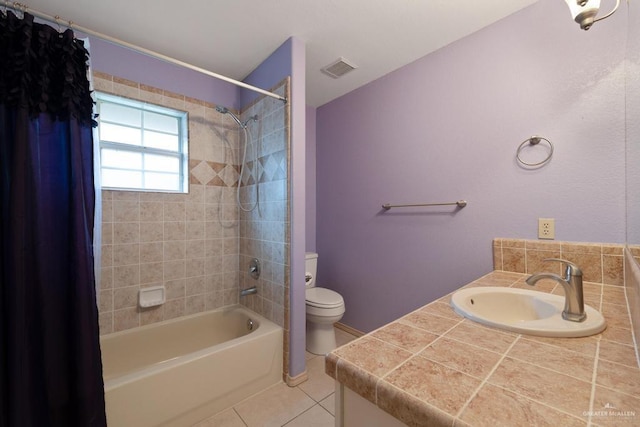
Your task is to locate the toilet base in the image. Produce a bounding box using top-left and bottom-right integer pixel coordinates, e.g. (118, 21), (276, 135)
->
(306, 320), (337, 355)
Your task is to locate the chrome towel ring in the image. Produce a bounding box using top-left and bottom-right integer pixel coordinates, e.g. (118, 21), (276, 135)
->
(516, 136), (554, 167)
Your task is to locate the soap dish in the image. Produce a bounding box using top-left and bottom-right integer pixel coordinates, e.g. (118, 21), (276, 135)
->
(139, 285), (166, 308)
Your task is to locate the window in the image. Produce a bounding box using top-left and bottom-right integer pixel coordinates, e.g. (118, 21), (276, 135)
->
(96, 93), (188, 193)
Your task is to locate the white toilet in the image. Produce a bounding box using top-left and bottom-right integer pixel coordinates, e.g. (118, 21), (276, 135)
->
(305, 252), (345, 355)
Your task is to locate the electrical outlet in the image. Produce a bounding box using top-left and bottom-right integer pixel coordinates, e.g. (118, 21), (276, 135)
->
(538, 218), (555, 240)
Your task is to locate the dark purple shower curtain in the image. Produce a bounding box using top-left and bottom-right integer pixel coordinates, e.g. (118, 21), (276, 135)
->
(0, 11), (106, 427)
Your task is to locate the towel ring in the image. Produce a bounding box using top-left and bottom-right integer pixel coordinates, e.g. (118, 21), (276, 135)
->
(516, 136), (554, 167)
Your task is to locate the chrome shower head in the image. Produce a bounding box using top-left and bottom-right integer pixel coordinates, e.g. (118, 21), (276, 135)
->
(216, 106), (243, 127)
(216, 105), (258, 129)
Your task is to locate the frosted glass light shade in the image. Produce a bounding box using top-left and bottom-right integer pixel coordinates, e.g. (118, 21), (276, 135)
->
(564, 0), (601, 29)
(564, 0), (600, 18)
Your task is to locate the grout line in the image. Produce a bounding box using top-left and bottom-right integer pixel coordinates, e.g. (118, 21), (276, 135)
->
(504, 348), (597, 384)
(587, 340), (601, 427)
(314, 400), (336, 418)
(280, 403), (331, 427)
(476, 381), (591, 424)
(622, 255), (640, 368)
(454, 335), (521, 419)
(439, 333), (511, 356)
(232, 407), (249, 427)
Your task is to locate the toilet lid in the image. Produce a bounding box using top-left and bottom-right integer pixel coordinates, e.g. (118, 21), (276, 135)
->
(306, 287), (344, 308)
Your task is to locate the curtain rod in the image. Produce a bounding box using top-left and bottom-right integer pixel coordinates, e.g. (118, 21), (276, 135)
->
(1, 1), (288, 104)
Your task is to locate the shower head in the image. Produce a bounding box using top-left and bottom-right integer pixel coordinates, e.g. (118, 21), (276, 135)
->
(216, 105), (243, 128)
(215, 105), (258, 129)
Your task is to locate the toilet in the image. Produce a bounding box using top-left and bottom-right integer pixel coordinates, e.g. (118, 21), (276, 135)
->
(305, 252), (345, 355)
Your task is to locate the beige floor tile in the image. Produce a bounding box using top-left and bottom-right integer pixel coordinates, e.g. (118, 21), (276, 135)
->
(283, 404), (334, 427)
(193, 408), (246, 427)
(319, 393), (336, 415)
(298, 355), (335, 402)
(233, 382), (315, 427)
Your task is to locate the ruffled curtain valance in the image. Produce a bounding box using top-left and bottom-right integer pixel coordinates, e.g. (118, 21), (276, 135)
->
(0, 10), (95, 127)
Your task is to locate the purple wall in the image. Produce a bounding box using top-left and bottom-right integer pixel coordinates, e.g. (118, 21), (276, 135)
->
(243, 37), (307, 380)
(240, 38), (295, 108)
(87, 37), (239, 109)
(288, 38), (307, 380)
(306, 105), (317, 252)
(315, 0), (627, 332)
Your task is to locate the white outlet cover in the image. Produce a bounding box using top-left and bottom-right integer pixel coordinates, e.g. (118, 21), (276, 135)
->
(538, 218), (555, 240)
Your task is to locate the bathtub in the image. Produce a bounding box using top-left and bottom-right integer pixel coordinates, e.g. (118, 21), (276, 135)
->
(100, 305), (283, 427)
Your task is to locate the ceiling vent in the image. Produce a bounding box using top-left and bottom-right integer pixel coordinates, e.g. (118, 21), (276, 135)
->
(321, 57), (358, 79)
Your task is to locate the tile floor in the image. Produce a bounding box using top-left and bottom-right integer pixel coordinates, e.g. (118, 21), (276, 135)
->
(193, 328), (357, 427)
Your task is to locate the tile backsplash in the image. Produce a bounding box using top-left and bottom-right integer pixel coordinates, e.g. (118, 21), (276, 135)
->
(493, 238), (624, 285)
(625, 246), (640, 355)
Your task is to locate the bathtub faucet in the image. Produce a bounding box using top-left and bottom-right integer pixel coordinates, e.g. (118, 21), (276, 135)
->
(240, 286), (257, 297)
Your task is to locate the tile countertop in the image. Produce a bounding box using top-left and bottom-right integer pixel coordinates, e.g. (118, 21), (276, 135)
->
(325, 271), (640, 427)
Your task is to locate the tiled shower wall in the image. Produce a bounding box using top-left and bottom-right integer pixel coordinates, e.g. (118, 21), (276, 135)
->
(237, 80), (290, 328)
(95, 71), (244, 334)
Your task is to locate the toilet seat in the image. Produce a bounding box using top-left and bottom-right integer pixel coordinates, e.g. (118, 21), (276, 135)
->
(305, 287), (344, 309)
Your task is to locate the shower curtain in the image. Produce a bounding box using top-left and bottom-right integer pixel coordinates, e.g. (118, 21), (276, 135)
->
(0, 11), (106, 427)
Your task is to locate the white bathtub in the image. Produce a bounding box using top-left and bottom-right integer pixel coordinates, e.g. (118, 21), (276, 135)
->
(100, 305), (283, 427)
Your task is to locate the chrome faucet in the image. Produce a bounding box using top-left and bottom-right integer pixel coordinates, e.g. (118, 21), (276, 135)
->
(240, 286), (257, 297)
(525, 258), (586, 322)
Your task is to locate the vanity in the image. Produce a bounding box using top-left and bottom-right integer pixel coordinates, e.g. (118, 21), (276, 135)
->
(326, 262), (640, 426)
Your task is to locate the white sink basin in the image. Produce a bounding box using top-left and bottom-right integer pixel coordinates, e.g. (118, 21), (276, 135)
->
(450, 287), (606, 338)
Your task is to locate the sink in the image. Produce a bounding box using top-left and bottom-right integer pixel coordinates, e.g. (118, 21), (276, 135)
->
(450, 287), (606, 338)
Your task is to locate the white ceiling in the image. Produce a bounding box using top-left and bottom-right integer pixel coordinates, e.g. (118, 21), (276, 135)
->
(20, 0), (539, 107)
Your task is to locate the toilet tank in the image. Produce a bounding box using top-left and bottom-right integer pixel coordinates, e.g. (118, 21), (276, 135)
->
(305, 252), (318, 289)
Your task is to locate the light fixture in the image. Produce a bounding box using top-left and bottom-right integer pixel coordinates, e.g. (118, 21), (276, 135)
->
(564, 0), (620, 30)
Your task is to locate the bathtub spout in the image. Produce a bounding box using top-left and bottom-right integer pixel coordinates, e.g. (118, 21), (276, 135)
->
(240, 286), (257, 297)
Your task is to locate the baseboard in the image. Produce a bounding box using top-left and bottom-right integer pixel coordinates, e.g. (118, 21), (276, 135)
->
(334, 322), (365, 338)
(285, 370), (308, 387)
